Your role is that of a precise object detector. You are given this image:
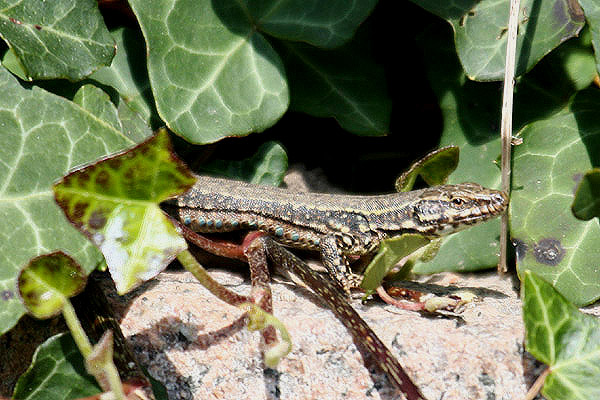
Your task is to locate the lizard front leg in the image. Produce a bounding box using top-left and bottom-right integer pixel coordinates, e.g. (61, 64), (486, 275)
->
(319, 235), (363, 295)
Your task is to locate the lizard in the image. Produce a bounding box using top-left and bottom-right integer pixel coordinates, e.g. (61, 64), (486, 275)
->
(169, 176), (507, 293)
(164, 175), (508, 399)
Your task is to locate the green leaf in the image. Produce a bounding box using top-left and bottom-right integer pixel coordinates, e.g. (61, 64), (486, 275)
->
(53, 129), (196, 294)
(128, 0), (289, 144)
(281, 38), (391, 135)
(0, 67), (150, 335)
(411, 0), (585, 81)
(412, 22), (580, 274)
(18, 252), (86, 319)
(71, 84), (152, 145)
(578, 0), (600, 75)
(0, 0), (115, 81)
(115, 99), (154, 142)
(522, 271), (600, 400)
(394, 146), (459, 192)
(89, 27), (159, 127)
(1, 47), (28, 80)
(572, 168), (600, 220)
(248, 0), (378, 48)
(198, 141), (288, 186)
(13, 332), (101, 400)
(361, 234), (431, 293)
(511, 89), (600, 306)
(551, 32), (597, 91)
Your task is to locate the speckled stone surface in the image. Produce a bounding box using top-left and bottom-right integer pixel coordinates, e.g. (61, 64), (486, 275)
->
(98, 269), (539, 400)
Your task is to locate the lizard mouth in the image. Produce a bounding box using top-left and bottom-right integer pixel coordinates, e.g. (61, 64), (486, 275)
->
(460, 191), (508, 223)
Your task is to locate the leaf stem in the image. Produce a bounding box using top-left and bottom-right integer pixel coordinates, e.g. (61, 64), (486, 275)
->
(524, 367), (549, 400)
(177, 249), (251, 306)
(102, 346), (127, 400)
(62, 300), (125, 400)
(499, 0), (520, 273)
(62, 299), (93, 357)
(241, 302), (292, 367)
(178, 249), (291, 366)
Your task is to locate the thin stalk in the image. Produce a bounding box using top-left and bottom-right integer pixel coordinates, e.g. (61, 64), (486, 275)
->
(524, 367), (549, 400)
(103, 348), (127, 400)
(62, 299), (93, 357)
(499, 0), (521, 273)
(178, 249), (292, 366)
(62, 300), (125, 400)
(178, 249), (251, 306)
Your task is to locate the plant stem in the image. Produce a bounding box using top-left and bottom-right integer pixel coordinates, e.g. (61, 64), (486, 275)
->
(62, 299), (125, 400)
(524, 367), (549, 400)
(178, 249), (251, 306)
(499, 0), (521, 273)
(103, 348), (127, 400)
(62, 299), (93, 357)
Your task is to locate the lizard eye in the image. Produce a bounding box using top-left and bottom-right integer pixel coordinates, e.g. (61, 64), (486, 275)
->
(452, 197), (464, 206)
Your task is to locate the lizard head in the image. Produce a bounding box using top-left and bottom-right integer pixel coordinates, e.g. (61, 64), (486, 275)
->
(405, 182), (508, 237)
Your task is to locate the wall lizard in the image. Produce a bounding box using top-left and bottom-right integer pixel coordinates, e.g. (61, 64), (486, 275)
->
(165, 175), (508, 399)
(170, 176), (507, 291)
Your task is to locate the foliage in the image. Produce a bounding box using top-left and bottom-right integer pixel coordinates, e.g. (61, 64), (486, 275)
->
(12, 333), (100, 400)
(512, 91), (600, 306)
(53, 129), (195, 294)
(18, 252), (87, 319)
(522, 271), (600, 399)
(0, 0), (600, 398)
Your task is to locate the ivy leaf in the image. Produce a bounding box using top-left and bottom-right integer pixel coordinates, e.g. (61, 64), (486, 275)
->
(412, 21), (582, 274)
(411, 0), (585, 81)
(0, 0), (114, 81)
(12, 333), (101, 400)
(127, 0), (379, 143)
(511, 89), (600, 306)
(549, 30), (597, 91)
(1, 47), (28, 80)
(394, 146), (459, 192)
(89, 27), (159, 127)
(248, 0), (378, 49)
(522, 271), (600, 400)
(410, 26), (504, 274)
(18, 252), (86, 319)
(360, 234), (431, 294)
(53, 129), (196, 294)
(128, 0), (289, 144)
(198, 141), (288, 186)
(572, 168), (600, 220)
(578, 0), (600, 75)
(0, 67), (150, 335)
(281, 37), (391, 136)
